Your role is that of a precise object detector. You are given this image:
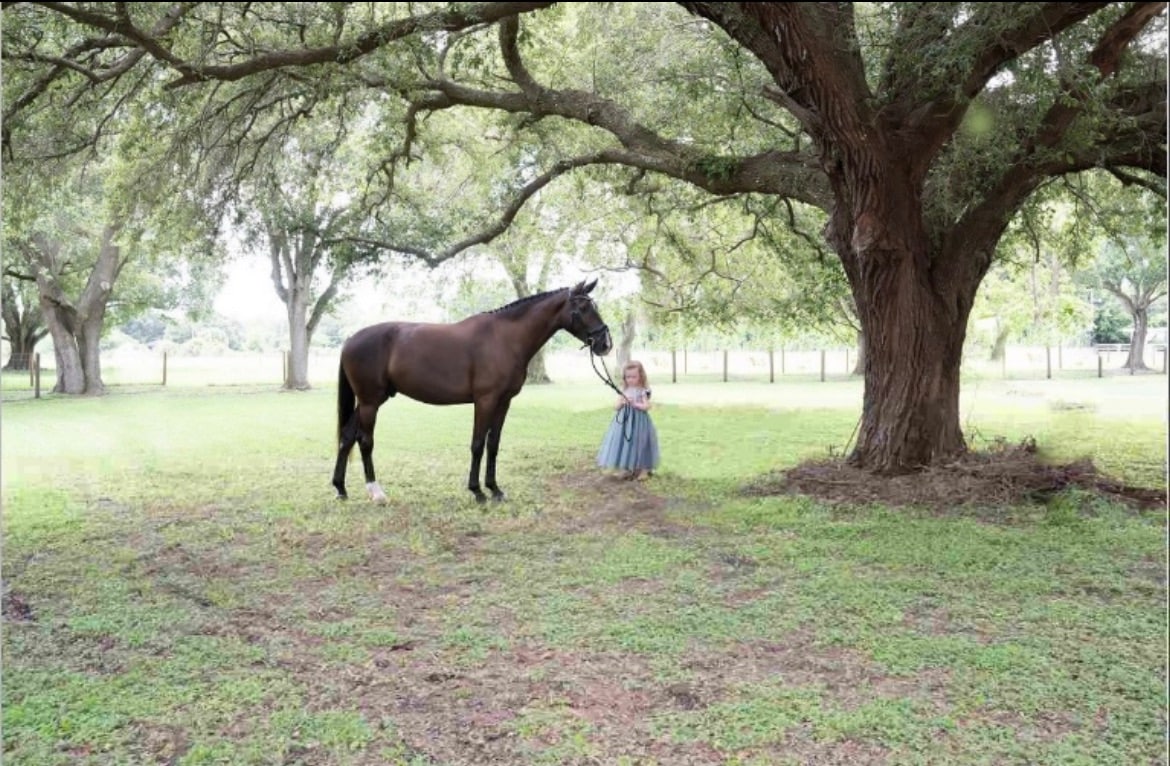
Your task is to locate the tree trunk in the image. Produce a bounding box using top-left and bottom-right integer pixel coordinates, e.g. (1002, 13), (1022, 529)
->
(1125, 307), (1149, 371)
(1, 281), (47, 370)
(27, 226), (123, 395)
(850, 330), (865, 376)
(849, 278), (971, 472)
(989, 323), (1009, 362)
(39, 297), (83, 394)
(828, 174), (986, 474)
(616, 311), (636, 368)
(526, 349), (551, 383)
(2, 327), (44, 371)
(286, 291), (312, 390)
(79, 316), (106, 395)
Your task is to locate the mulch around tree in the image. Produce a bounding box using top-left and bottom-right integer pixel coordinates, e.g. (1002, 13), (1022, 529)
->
(743, 439), (1167, 514)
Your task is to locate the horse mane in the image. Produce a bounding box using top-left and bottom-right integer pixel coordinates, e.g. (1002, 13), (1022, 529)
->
(485, 287), (568, 319)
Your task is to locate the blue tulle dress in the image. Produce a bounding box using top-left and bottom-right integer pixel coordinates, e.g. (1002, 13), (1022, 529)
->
(596, 386), (660, 473)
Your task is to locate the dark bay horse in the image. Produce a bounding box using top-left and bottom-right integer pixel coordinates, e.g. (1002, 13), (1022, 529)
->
(332, 279), (612, 503)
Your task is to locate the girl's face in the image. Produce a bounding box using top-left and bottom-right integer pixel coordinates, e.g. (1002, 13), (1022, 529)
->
(623, 367), (641, 385)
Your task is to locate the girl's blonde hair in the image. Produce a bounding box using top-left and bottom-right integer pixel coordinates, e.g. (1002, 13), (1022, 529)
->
(622, 360), (649, 388)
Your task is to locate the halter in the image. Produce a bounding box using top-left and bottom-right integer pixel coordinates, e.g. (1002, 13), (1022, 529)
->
(570, 295), (610, 355)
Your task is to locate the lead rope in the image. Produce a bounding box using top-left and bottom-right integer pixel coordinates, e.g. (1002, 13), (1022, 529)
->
(590, 349), (634, 443)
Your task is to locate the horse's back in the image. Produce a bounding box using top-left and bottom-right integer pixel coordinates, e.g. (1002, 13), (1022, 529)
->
(342, 320), (483, 405)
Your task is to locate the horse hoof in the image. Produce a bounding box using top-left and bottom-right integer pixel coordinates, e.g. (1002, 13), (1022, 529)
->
(474, 493), (488, 504)
(336, 493), (348, 501)
(366, 482), (388, 504)
(491, 493), (506, 503)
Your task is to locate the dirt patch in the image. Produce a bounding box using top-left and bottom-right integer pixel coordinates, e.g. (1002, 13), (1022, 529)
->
(2, 589), (35, 622)
(744, 440), (1166, 513)
(548, 470), (688, 538)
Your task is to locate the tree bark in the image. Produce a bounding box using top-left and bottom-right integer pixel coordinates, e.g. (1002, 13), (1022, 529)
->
(827, 167), (986, 473)
(524, 349), (551, 383)
(41, 297), (85, 394)
(847, 264), (973, 472)
(1, 281), (47, 370)
(989, 323), (1010, 362)
(616, 311), (636, 368)
(24, 226), (124, 395)
(851, 330), (866, 376)
(286, 293), (312, 389)
(1124, 306), (1150, 370)
(275, 230), (314, 391)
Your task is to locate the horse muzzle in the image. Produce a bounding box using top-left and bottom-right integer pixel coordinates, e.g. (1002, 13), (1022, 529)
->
(589, 327), (613, 356)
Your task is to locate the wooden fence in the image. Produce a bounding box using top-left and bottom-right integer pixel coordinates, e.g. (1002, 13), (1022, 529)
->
(2, 344), (1166, 399)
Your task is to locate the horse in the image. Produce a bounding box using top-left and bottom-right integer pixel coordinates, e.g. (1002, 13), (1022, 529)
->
(332, 279), (612, 504)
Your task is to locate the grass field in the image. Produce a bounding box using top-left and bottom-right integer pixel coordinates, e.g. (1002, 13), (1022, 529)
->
(2, 377), (1166, 765)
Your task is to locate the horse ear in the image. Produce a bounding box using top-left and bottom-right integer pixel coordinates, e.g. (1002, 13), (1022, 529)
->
(584, 278), (597, 294)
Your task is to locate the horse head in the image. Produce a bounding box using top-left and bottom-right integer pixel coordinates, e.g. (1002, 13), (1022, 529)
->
(565, 279), (612, 355)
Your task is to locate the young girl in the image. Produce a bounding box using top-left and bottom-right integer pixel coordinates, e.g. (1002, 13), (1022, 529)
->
(596, 360), (660, 480)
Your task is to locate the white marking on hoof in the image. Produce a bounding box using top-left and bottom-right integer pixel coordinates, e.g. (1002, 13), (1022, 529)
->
(366, 481), (388, 504)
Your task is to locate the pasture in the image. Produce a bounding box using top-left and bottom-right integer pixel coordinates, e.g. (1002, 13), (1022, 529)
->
(2, 376), (1167, 765)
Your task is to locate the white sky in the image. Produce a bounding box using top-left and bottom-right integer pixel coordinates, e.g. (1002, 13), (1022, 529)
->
(213, 258), (286, 322)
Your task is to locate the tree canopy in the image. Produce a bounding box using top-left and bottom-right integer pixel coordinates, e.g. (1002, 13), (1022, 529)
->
(3, 2), (1164, 470)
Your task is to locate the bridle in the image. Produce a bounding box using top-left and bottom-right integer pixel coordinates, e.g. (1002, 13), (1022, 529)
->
(570, 296), (611, 357)
(571, 299), (637, 444)
(568, 294), (629, 404)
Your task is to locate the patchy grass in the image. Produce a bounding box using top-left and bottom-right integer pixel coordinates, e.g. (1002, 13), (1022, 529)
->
(3, 379), (1166, 765)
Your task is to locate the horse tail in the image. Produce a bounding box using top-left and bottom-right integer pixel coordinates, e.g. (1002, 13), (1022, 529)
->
(337, 360), (355, 449)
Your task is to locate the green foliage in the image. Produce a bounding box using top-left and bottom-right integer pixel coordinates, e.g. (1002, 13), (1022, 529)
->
(1091, 301), (1131, 344)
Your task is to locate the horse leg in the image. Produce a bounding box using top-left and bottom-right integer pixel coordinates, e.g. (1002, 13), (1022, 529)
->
(331, 411), (359, 500)
(484, 398), (513, 502)
(356, 403), (388, 504)
(467, 401), (493, 504)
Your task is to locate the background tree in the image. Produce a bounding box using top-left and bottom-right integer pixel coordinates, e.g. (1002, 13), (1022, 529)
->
(1085, 240), (1168, 370)
(2, 154), (216, 394)
(2, 11), (223, 394)
(6, 3), (1164, 470)
(0, 276), (48, 371)
(971, 192), (1098, 360)
(1071, 175), (1169, 369)
(234, 129), (383, 390)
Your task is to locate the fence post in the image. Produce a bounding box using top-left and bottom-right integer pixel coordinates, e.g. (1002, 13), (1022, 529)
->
(768, 347), (774, 383)
(1098, 355), (1103, 378)
(683, 349), (688, 375)
(1045, 346), (1052, 380)
(282, 351), (289, 386)
(671, 349), (677, 383)
(845, 349), (850, 374)
(33, 352), (41, 399)
(1163, 348), (1167, 375)
(781, 348), (785, 375)
(722, 349), (728, 382)
(1058, 345), (1063, 370)
(29, 354), (34, 387)
(162, 351), (168, 386)
(820, 349), (826, 382)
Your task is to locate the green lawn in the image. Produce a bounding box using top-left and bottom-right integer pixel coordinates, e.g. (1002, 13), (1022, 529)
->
(2, 378), (1166, 765)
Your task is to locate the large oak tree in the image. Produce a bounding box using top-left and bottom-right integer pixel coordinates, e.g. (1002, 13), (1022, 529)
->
(5, 3), (1164, 470)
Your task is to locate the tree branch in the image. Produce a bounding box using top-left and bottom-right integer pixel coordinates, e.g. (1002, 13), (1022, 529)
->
(34, 2), (556, 88)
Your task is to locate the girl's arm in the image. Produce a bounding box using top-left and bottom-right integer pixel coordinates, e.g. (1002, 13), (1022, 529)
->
(634, 389), (652, 411)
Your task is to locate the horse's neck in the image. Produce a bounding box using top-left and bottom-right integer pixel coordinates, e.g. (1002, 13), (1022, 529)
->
(506, 294), (566, 360)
